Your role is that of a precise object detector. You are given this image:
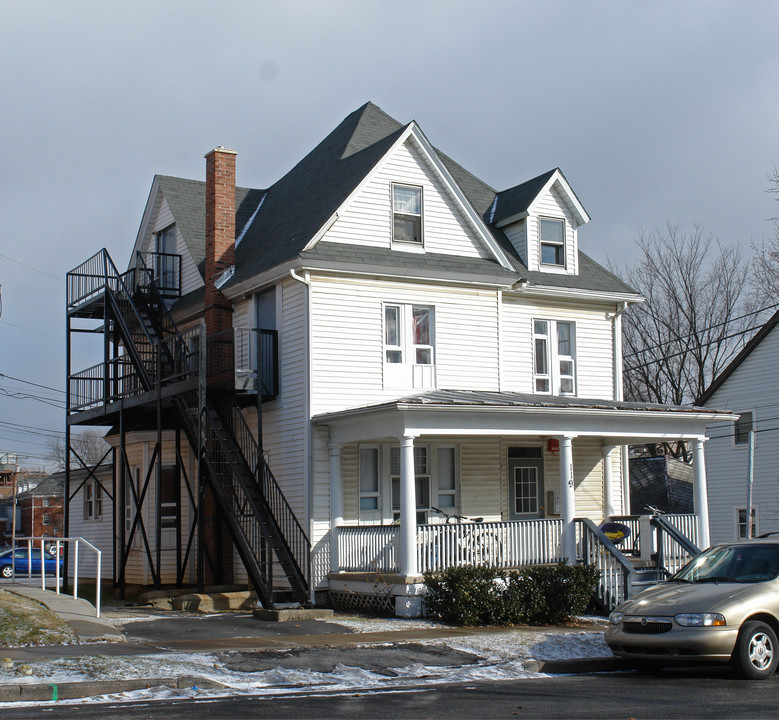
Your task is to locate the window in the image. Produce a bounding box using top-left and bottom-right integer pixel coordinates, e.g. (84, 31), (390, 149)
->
(533, 320), (576, 395)
(737, 507), (758, 539)
(391, 446), (431, 525)
(383, 304), (436, 389)
(154, 225), (177, 290)
(158, 466), (179, 531)
(84, 482), (102, 520)
(540, 218), (565, 266)
(392, 184), (422, 244)
(42, 514), (50, 526)
(359, 447), (380, 512)
(735, 411), (754, 445)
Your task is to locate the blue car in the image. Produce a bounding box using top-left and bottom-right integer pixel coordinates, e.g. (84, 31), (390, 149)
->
(0, 548), (64, 578)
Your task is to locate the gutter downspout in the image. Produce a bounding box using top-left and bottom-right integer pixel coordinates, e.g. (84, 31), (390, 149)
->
(289, 269), (315, 606)
(611, 301), (630, 514)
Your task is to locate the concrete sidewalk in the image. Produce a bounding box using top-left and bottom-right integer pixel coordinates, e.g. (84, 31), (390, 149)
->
(0, 587), (621, 703)
(2, 585), (124, 643)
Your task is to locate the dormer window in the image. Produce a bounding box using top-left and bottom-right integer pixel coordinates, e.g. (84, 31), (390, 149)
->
(539, 218), (565, 266)
(392, 184), (423, 244)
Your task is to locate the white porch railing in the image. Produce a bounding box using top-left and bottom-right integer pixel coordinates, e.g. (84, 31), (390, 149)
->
(5, 536), (103, 618)
(665, 513), (700, 548)
(337, 525), (400, 572)
(336, 519), (565, 574)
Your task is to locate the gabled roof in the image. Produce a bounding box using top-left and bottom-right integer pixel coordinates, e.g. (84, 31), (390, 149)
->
(697, 308), (779, 405)
(492, 168), (589, 228)
(231, 102), (406, 286)
(155, 175), (263, 277)
(146, 102), (635, 298)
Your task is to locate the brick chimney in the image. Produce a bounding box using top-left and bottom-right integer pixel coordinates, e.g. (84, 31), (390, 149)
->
(204, 147), (237, 339)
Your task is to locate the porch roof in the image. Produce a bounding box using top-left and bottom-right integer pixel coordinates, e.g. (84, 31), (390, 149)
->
(312, 390), (736, 446)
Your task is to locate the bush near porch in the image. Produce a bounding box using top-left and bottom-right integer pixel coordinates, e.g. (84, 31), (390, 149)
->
(423, 563), (599, 626)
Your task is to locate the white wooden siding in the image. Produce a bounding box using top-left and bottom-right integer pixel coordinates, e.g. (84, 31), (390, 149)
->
(705, 324), (779, 544)
(309, 275), (500, 415)
(501, 296), (615, 399)
(145, 195), (204, 297)
(526, 184), (578, 274)
(324, 139), (491, 260)
(503, 221), (527, 265)
(68, 479), (115, 581)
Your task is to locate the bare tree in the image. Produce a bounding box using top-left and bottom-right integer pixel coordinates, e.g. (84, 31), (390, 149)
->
(46, 429), (111, 470)
(612, 223), (755, 411)
(748, 167), (779, 309)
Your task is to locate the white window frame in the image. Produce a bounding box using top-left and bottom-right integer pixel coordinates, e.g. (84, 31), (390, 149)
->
(382, 303), (436, 390)
(532, 319), (576, 396)
(84, 481), (102, 521)
(358, 446), (381, 519)
(736, 506), (758, 539)
(539, 217), (566, 267)
(391, 184), (423, 245)
(734, 410), (755, 447)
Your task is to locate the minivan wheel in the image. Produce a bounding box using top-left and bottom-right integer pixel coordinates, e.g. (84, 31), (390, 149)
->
(733, 621), (779, 680)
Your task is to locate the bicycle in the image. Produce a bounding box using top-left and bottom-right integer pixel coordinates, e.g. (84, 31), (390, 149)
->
(424, 507), (505, 568)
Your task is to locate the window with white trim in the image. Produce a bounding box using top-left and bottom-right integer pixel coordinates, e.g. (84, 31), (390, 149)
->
(533, 319), (576, 395)
(383, 303), (435, 389)
(84, 481), (102, 520)
(392, 184), (422, 244)
(539, 217), (565, 266)
(737, 507), (758, 539)
(734, 411), (754, 445)
(357, 443), (459, 523)
(359, 447), (380, 513)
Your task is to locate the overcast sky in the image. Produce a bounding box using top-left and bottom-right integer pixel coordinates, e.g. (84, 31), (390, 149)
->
(1, 0), (778, 468)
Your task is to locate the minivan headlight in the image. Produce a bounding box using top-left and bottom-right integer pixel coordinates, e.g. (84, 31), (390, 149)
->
(608, 611), (624, 625)
(674, 613), (726, 627)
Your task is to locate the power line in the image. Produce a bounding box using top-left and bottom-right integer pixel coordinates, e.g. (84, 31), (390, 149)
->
(0, 319), (61, 342)
(622, 302), (779, 361)
(0, 253), (64, 282)
(0, 373), (65, 394)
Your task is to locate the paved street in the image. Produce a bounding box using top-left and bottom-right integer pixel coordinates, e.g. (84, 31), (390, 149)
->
(6, 671), (779, 719)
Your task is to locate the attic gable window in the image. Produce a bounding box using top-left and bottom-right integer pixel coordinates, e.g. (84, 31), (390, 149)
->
(540, 218), (565, 266)
(392, 184), (423, 244)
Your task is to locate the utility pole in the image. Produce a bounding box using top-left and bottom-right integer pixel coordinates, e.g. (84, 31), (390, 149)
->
(746, 429), (755, 538)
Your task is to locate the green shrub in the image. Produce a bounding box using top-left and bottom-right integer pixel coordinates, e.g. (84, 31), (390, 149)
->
(423, 562), (599, 626)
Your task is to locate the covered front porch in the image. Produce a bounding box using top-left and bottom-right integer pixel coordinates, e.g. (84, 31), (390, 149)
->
(314, 390), (734, 616)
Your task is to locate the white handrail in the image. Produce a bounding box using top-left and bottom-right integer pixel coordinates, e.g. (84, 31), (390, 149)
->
(6, 536), (103, 618)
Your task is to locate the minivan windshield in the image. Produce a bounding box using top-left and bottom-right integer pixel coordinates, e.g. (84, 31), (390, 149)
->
(673, 544), (779, 583)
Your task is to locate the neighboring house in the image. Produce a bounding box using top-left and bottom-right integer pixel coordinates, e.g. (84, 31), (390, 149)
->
(629, 455), (693, 515)
(698, 310), (779, 544)
(66, 464), (114, 581)
(17, 474), (64, 538)
(65, 102), (731, 615)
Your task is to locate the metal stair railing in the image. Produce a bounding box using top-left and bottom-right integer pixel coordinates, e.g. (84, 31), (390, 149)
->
(575, 518), (635, 611)
(224, 399), (310, 588)
(173, 389), (309, 608)
(651, 514), (701, 579)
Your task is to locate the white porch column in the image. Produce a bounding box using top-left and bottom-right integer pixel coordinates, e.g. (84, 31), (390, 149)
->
(329, 443), (343, 573)
(602, 445), (616, 520)
(399, 434), (419, 577)
(693, 438), (711, 549)
(559, 436), (577, 564)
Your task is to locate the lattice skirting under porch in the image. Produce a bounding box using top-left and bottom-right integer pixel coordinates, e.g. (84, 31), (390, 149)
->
(329, 590), (395, 615)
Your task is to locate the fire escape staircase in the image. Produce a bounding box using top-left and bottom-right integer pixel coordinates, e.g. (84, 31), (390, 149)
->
(67, 249), (310, 609)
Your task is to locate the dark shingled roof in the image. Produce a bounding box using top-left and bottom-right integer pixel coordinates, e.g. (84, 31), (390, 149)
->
(154, 102), (637, 296)
(492, 169), (558, 225)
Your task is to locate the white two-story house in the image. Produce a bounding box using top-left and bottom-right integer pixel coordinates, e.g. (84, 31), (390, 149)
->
(66, 102), (731, 614)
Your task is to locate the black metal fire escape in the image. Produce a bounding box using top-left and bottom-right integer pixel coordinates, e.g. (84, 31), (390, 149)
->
(65, 249), (309, 608)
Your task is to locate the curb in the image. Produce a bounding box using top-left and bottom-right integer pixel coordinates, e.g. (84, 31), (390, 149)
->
(526, 656), (626, 674)
(0, 675), (226, 703)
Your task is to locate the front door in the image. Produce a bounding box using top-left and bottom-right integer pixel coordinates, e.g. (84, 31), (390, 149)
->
(508, 447), (544, 519)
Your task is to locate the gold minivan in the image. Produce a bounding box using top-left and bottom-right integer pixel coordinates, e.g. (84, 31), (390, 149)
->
(605, 539), (779, 679)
